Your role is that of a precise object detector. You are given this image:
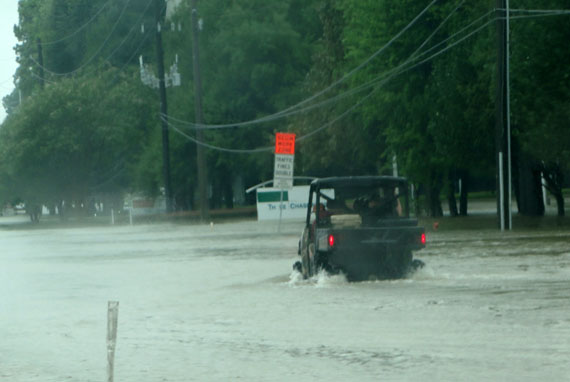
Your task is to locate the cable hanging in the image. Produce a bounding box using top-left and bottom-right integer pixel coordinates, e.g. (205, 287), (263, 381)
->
(166, 5), (522, 153)
(30, 0), (134, 77)
(38, 0), (114, 46)
(164, 0), (441, 130)
(162, 6), (568, 131)
(169, 1), (489, 131)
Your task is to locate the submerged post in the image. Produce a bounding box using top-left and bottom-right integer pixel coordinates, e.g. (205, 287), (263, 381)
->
(107, 301), (119, 382)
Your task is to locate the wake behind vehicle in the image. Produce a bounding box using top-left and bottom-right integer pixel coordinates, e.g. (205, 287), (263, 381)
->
(295, 176), (426, 281)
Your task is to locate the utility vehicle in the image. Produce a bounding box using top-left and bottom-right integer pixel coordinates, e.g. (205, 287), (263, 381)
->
(295, 176), (426, 281)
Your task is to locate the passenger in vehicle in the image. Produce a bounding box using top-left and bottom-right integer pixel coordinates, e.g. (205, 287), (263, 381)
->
(358, 191), (402, 225)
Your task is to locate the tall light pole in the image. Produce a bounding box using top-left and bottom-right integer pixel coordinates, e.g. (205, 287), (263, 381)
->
(191, 0), (209, 221)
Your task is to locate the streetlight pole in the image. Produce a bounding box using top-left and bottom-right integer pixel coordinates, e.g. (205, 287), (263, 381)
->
(191, 0), (209, 221)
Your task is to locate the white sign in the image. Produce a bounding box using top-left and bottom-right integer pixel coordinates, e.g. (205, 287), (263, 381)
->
(273, 154), (294, 189)
(256, 186), (334, 221)
(256, 186), (309, 221)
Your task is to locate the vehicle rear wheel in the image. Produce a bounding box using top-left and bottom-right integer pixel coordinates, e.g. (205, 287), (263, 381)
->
(301, 243), (315, 279)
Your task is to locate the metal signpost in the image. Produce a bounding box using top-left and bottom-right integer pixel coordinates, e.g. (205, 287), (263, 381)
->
(273, 133), (296, 231)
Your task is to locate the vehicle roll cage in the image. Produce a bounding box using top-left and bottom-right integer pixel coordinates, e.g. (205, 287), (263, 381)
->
(305, 176), (411, 226)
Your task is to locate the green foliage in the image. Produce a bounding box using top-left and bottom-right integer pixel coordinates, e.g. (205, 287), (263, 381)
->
(164, 0), (320, 206)
(510, 0), (570, 168)
(2, 0), (568, 214)
(0, 66), (156, 205)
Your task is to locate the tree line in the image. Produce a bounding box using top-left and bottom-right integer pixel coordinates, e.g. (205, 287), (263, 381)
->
(0, 0), (568, 218)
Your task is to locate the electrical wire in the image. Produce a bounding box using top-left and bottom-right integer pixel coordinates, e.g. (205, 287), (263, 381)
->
(168, 1), (484, 130)
(29, 0), (133, 76)
(103, 0), (154, 65)
(30, 71), (56, 85)
(509, 11), (570, 20)
(27, 0), (158, 85)
(114, 23), (154, 75)
(164, 6), (569, 131)
(167, 120), (274, 153)
(507, 8), (570, 14)
(165, 0), (440, 129)
(165, 6), (500, 153)
(38, 0), (113, 46)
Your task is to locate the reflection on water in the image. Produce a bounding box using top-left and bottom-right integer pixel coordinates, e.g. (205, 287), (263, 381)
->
(1, 219), (569, 381)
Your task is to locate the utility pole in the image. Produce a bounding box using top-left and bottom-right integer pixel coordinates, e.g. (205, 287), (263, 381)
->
(155, 0), (173, 213)
(191, 0), (209, 221)
(495, 0), (512, 230)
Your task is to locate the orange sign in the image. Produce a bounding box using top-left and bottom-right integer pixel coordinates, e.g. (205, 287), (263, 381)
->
(275, 133), (296, 155)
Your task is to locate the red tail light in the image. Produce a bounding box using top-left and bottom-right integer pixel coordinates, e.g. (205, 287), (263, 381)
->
(328, 234), (335, 248)
(420, 233), (426, 245)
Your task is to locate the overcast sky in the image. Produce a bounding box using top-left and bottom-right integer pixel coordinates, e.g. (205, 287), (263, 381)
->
(0, 1), (19, 123)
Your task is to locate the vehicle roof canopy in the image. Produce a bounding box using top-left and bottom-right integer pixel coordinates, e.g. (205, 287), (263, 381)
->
(311, 176), (409, 189)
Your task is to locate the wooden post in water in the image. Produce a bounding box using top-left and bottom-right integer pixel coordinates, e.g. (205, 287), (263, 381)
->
(107, 301), (119, 382)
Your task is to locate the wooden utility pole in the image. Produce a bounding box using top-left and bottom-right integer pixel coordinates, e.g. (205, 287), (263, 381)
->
(191, 0), (209, 221)
(495, 0), (512, 230)
(155, 0), (173, 213)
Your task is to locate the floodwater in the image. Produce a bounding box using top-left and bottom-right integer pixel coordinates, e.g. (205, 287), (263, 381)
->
(1, 216), (569, 381)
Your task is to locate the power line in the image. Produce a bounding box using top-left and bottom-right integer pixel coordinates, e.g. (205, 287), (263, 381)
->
(165, 7), (501, 153)
(30, 0), (133, 76)
(20, 18), (155, 105)
(114, 23), (154, 75)
(169, 2), (488, 131)
(164, 6), (568, 131)
(164, 0), (441, 130)
(38, 0), (113, 46)
(30, 71), (56, 85)
(103, 0), (154, 66)
(166, 120), (273, 153)
(508, 11), (570, 20)
(507, 8), (570, 14)
(23, 0), (159, 88)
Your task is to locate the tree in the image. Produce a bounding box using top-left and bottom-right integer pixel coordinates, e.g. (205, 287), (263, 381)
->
(164, 0), (319, 207)
(0, 67), (156, 215)
(509, 0), (570, 216)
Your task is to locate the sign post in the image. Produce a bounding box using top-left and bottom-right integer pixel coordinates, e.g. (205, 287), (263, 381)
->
(274, 133), (296, 231)
(107, 301), (119, 382)
(273, 133), (296, 189)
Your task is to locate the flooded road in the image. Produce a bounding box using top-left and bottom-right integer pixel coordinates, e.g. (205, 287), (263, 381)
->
(1, 217), (569, 381)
